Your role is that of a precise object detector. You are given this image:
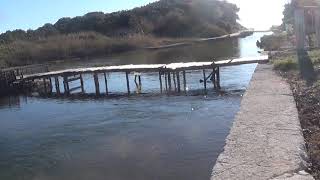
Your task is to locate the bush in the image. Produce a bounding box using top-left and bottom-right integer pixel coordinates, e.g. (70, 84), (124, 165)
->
(260, 33), (287, 51)
(273, 56), (298, 72)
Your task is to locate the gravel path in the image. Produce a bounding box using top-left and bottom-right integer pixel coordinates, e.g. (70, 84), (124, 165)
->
(211, 64), (314, 180)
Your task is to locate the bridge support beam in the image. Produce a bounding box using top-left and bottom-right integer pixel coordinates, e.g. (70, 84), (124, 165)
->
(93, 73), (100, 96)
(54, 76), (60, 95)
(159, 71), (163, 94)
(183, 71), (187, 93)
(126, 72), (130, 95)
(103, 72), (108, 96)
(176, 71), (181, 93)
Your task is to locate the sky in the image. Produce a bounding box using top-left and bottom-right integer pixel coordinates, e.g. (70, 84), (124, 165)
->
(0, 0), (290, 33)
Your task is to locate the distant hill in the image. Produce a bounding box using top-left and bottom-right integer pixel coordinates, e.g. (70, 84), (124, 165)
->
(0, 0), (241, 44)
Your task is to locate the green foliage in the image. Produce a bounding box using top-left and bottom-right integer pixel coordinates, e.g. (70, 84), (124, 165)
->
(0, 0), (242, 67)
(0, 32), (169, 66)
(273, 55), (298, 72)
(308, 50), (320, 65)
(260, 33), (287, 51)
(0, 0), (240, 44)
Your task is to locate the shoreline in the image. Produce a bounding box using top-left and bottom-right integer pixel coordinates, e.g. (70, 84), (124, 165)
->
(144, 30), (254, 50)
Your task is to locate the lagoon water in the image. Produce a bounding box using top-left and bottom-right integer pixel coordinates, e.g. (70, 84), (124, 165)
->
(0, 32), (268, 180)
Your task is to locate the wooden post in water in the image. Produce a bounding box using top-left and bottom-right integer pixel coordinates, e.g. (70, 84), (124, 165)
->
(80, 74), (85, 94)
(173, 72), (177, 92)
(159, 70), (163, 93)
(294, 8), (306, 50)
(165, 71), (168, 92)
(212, 68), (217, 89)
(54, 76), (60, 95)
(202, 69), (207, 91)
(93, 73), (100, 96)
(63, 75), (70, 95)
(176, 71), (181, 93)
(48, 77), (53, 94)
(126, 72), (130, 95)
(103, 72), (108, 95)
(216, 67), (221, 89)
(168, 71), (172, 92)
(182, 70), (186, 93)
(315, 9), (320, 48)
(138, 75), (142, 91)
(43, 78), (47, 94)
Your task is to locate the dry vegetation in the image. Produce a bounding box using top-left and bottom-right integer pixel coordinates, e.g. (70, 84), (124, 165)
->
(0, 32), (178, 67)
(0, 0), (242, 67)
(272, 50), (320, 179)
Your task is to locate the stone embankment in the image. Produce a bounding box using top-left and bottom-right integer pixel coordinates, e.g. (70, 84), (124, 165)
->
(211, 64), (314, 180)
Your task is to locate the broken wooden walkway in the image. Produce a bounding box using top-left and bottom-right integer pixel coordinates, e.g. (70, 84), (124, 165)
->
(21, 55), (269, 96)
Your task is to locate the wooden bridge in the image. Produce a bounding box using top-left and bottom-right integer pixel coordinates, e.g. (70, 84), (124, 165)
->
(18, 55), (269, 97)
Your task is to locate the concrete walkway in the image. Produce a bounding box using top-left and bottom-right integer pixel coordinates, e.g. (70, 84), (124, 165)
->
(211, 64), (314, 180)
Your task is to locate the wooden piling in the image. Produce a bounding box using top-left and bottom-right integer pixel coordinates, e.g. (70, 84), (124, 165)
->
(165, 72), (168, 92)
(104, 72), (108, 95)
(176, 71), (181, 93)
(203, 69), (207, 91)
(217, 67), (221, 89)
(63, 75), (70, 95)
(43, 78), (47, 94)
(168, 72), (172, 92)
(183, 71), (186, 92)
(126, 72), (130, 95)
(54, 76), (60, 95)
(212, 68), (217, 89)
(48, 77), (53, 94)
(159, 71), (163, 93)
(93, 73), (100, 96)
(80, 74), (85, 93)
(173, 72), (177, 92)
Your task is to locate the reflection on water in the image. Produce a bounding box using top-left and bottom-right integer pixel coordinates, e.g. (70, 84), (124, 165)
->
(0, 32), (268, 180)
(49, 35), (242, 70)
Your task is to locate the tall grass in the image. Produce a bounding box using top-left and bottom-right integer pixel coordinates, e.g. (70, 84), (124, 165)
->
(0, 32), (164, 67)
(272, 55), (298, 72)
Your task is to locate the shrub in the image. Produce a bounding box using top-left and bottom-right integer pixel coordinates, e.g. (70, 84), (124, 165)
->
(273, 56), (298, 72)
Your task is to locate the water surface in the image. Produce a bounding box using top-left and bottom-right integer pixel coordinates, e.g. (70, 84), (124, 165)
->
(0, 32), (267, 180)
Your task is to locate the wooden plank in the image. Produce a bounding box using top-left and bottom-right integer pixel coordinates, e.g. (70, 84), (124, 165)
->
(69, 86), (82, 92)
(67, 76), (81, 83)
